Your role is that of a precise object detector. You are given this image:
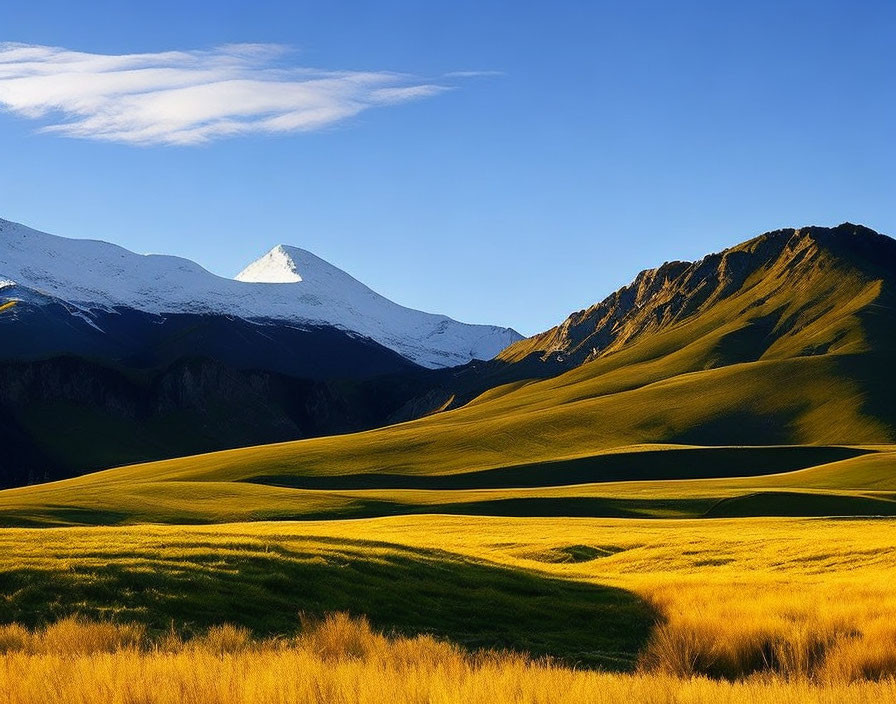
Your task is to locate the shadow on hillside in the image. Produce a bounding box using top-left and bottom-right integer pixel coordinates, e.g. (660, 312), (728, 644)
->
(245, 446), (871, 490)
(0, 537), (654, 670)
(705, 491), (896, 517)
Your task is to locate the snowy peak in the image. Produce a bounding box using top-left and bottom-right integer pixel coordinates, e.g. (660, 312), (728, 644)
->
(235, 244), (368, 294)
(236, 245), (305, 283)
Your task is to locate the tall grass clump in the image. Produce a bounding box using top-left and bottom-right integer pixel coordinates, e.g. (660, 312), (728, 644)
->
(637, 583), (896, 683)
(191, 623), (253, 655)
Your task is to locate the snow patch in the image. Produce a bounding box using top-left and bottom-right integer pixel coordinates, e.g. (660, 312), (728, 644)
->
(71, 310), (105, 332)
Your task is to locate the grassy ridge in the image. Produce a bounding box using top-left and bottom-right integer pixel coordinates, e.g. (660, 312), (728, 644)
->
(244, 446), (872, 489)
(63, 353), (890, 487)
(1, 350), (892, 527)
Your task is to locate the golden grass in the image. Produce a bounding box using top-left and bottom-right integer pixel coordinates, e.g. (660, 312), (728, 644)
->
(1, 516), (896, 685)
(637, 585), (896, 681)
(1, 613), (895, 703)
(367, 515), (896, 682)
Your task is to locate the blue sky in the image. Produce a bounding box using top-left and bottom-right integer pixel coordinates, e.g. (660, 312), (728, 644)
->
(1, 1), (894, 335)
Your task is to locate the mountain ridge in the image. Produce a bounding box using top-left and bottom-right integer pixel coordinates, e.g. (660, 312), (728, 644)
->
(499, 223), (894, 368)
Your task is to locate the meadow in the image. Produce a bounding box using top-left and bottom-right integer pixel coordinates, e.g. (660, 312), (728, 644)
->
(2, 514), (896, 692)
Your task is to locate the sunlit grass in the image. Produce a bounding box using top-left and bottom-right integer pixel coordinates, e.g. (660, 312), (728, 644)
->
(0, 515), (895, 683)
(1, 613), (895, 703)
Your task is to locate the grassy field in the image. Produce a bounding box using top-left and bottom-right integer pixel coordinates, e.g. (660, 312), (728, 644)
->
(1, 421), (894, 700)
(0, 519), (651, 667)
(1, 515), (896, 684)
(3, 442), (894, 700)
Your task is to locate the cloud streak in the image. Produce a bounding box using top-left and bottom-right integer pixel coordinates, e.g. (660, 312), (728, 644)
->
(0, 43), (449, 145)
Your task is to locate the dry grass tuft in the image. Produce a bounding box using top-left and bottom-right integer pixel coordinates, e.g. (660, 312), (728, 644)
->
(297, 611), (379, 660)
(636, 587), (896, 683)
(0, 624), (29, 653)
(192, 623), (253, 655)
(38, 617), (146, 655)
(0, 617), (146, 655)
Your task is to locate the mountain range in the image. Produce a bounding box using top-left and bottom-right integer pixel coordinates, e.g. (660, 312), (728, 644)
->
(0, 217), (520, 369)
(1, 220), (894, 495)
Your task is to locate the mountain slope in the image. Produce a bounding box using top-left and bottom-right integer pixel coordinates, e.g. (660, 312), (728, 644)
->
(0, 354), (453, 487)
(403, 222), (896, 417)
(0, 218), (521, 368)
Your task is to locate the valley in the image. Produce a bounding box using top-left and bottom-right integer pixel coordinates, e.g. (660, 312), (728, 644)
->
(1, 220), (895, 700)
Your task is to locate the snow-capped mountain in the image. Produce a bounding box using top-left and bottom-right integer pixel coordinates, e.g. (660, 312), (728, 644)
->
(0, 218), (521, 368)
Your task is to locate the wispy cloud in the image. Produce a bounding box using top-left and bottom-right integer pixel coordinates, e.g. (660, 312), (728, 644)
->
(0, 43), (451, 145)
